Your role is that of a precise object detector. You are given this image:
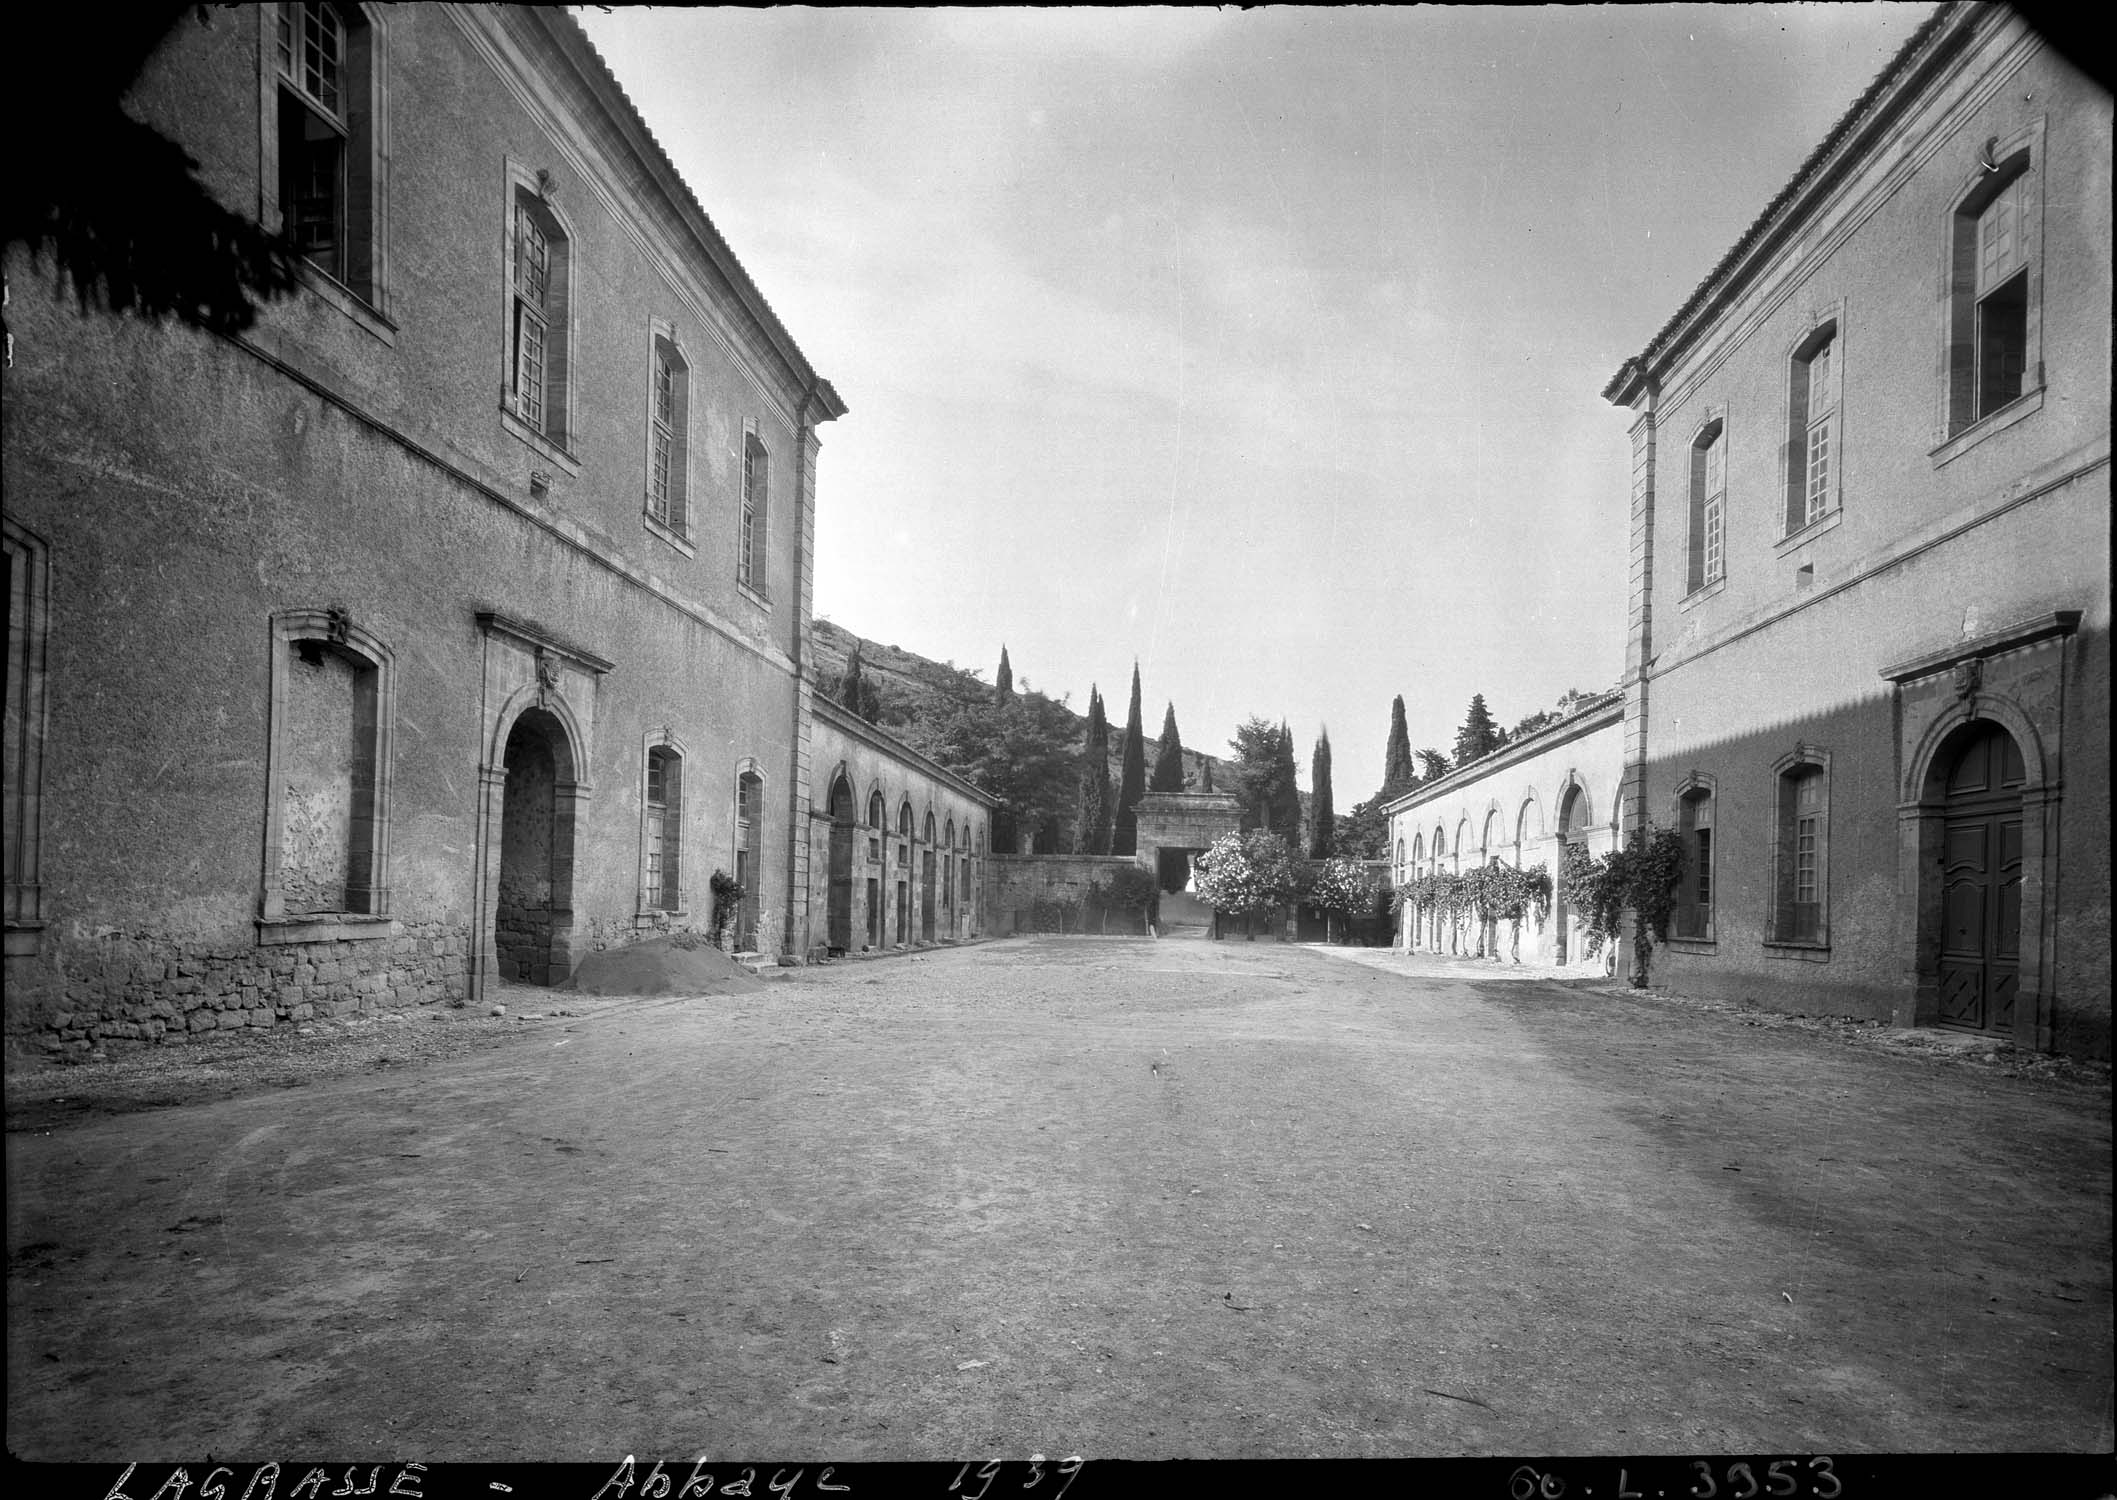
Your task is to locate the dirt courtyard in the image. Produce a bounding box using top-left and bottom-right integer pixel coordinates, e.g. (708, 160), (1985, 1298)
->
(6, 936), (2111, 1461)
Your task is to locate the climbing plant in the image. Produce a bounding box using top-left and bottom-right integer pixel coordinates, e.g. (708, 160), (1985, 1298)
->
(1561, 825), (1686, 983)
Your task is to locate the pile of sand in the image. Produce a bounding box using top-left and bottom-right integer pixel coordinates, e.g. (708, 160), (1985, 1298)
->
(561, 935), (766, 997)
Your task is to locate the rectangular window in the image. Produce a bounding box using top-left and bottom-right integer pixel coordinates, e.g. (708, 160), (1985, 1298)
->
(1803, 342), (1833, 528)
(646, 336), (690, 535)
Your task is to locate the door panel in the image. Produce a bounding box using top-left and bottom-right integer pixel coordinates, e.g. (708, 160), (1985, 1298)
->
(1934, 722), (2025, 1037)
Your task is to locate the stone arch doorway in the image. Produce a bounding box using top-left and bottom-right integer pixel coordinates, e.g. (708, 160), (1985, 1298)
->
(494, 707), (578, 987)
(1930, 719), (2026, 1037)
(825, 770), (855, 955)
(1554, 781), (1588, 964)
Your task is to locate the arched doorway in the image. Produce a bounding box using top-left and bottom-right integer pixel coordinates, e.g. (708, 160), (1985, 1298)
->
(497, 708), (575, 986)
(1933, 720), (2025, 1036)
(825, 771), (855, 954)
(1555, 783), (1587, 965)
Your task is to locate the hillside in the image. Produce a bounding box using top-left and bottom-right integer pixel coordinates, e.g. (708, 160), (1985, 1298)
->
(809, 618), (1227, 796)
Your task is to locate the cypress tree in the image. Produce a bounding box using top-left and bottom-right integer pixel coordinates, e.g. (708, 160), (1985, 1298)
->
(1074, 687), (1112, 855)
(1149, 702), (1186, 793)
(1309, 730), (1335, 858)
(1381, 696), (1415, 800)
(994, 645), (1014, 705)
(1113, 662), (1146, 856)
(1272, 721), (1303, 851)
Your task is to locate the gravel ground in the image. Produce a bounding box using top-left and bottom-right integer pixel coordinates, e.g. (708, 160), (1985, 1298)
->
(7, 935), (2109, 1461)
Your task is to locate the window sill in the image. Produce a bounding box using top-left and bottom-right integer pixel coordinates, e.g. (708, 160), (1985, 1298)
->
(633, 910), (691, 926)
(1773, 506), (1843, 557)
(642, 513), (695, 557)
(257, 914), (394, 946)
(1931, 386), (2043, 469)
(298, 264), (397, 346)
(1762, 939), (1831, 963)
(737, 580), (773, 612)
(4, 921), (47, 959)
(1679, 576), (1727, 612)
(1664, 935), (1716, 954)
(499, 406), (584, 478)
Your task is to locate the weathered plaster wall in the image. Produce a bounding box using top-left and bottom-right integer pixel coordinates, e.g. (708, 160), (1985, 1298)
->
(804, 704), (993, 956)
(0, 8), (831, 1051)
(1387, 706), (1625, 969)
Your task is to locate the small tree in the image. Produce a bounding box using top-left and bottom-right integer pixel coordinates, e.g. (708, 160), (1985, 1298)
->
(1308, 855), (1373, 944)
(1192, 831), (1300, 939)
(993, 645), (1014, 705)
(1092, 865), (1160, 934)
(1414, 747), (1451, 783)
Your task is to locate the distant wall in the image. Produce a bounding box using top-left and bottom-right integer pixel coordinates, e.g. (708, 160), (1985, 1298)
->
(988, 854), (1148, 936)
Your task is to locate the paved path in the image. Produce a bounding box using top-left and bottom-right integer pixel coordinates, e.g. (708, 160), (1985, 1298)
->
(7, 937), (2110, 1459)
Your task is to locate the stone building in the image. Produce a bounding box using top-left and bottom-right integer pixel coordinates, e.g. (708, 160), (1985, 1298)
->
(1385, 694), (1624, 969)
(1602, 3), (2110, 1057)
(3, 5), (856, 1050)
(805, 698), (996, 957)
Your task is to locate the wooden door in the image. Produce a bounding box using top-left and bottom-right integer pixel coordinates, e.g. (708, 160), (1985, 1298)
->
(1936, 723), (2024, 1035)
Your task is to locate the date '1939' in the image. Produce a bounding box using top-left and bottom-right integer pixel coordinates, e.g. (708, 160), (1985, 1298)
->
(948, 1456), (1084, 1500)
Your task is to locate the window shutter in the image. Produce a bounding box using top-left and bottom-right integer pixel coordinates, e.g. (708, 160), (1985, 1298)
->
(669, 363), (689, 535)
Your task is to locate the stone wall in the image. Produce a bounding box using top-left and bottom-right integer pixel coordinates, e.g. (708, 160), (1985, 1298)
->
(988, 854), (1149, 936)
(32, 922), (467, 1057)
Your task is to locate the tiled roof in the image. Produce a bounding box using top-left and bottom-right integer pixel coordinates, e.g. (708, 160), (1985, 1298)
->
(1602, 2), (1961, 405)
(533, 8), (846, 420)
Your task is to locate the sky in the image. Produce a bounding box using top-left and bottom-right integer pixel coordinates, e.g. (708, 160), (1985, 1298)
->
(574, 3), (1937, 799)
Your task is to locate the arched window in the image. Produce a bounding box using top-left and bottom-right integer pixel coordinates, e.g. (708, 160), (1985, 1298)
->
(641, 744), (684, 913)
(1946, 137), (2041, 437)
(1412, 833), (1424, 868)
(866, 789), (884, 866)
(1482, 809), (1499, 861)
(1771, 752), (1829, 945)
(898, 800), (914, 839)
(1786, 323), (1839, 535)
(924, 810), (936, 844)
(646, 329), (691, 536)
(945, 817), (955, 849)
(867, 790), (885, 827)
(1454, 819), (1470, 872)
(1515, 801), (1534, 866)
(1674, 781), (1714, 940)
(1688, 416), (1726, 594)
(1432, 828), (1446, 876)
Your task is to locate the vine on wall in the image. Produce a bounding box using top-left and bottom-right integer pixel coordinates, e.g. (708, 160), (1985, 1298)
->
(1560, 824), (1686, 984)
